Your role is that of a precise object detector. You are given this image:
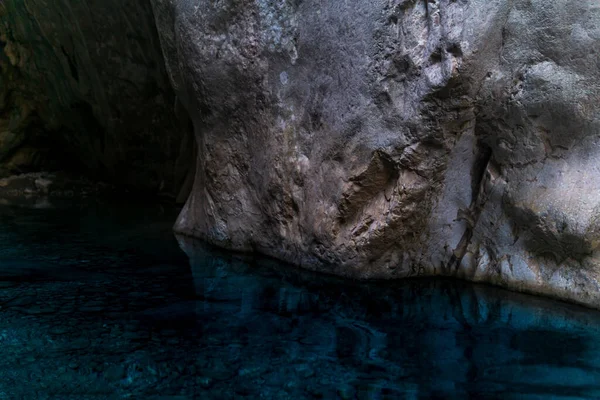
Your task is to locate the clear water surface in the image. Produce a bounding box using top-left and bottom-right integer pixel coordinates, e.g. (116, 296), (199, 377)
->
(1, 200), (600, 399)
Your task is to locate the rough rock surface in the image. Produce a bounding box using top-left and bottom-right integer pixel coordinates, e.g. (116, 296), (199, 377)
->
(0, 172), (121, 208)
(0, 0), (194, 198)
(153, 0), (600, 307)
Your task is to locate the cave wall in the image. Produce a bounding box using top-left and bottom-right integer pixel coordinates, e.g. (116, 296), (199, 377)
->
(153, 0), (600, 308)
(0, 0), (193, 197)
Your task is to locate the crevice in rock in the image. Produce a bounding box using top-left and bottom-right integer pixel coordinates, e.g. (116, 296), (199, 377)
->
(174, 98), (197, 204)
(60, 45), (79, 82)
(447, 140), (492, 273)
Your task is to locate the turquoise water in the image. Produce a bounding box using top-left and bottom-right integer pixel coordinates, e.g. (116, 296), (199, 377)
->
(1, 201), (600, 399)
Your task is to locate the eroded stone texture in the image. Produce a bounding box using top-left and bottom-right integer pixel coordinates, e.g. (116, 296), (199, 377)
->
(155, 0), (600, 306)
(0, 0), (193, 198)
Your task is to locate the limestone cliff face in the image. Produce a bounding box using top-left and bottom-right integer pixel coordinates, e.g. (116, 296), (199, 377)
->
(0, 0), (193, 198)
(152, 0), (600, 307)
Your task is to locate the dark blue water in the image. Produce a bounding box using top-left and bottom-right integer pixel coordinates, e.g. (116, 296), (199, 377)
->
(1, 201), (600, 399)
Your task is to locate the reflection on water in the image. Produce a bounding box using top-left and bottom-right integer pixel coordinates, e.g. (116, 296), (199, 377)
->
(180, 237), (600, 400)
(0, 201), (599, 399)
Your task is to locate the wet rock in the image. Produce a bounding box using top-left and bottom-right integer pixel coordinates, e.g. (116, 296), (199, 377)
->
(305, 383), (325, 398)
(0, 172), (117, 207)
(48, 326), (71, 335)
(294, 364), (316, 379)
(337, 384), (356, 400)
(196, 376), (213, 389)
(69, 337), (91, 350)
(20, 305), (55, 315)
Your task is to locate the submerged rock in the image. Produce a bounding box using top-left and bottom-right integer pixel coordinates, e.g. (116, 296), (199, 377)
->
(153, 0), (600, 307)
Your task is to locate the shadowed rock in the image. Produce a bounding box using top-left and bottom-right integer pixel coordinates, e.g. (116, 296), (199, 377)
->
(0, 0), (194, 198)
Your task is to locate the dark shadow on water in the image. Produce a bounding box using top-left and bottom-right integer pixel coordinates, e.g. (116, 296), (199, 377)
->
(0, 201), (600, 399)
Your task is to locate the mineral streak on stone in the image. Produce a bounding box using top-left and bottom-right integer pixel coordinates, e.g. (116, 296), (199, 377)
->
(151, 0), (600, 308)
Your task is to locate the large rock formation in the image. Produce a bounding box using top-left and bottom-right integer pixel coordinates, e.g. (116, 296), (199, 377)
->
(3, 0), (599, 308)
(0, 0), (194, 198)
(154, 0), (600, 307)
